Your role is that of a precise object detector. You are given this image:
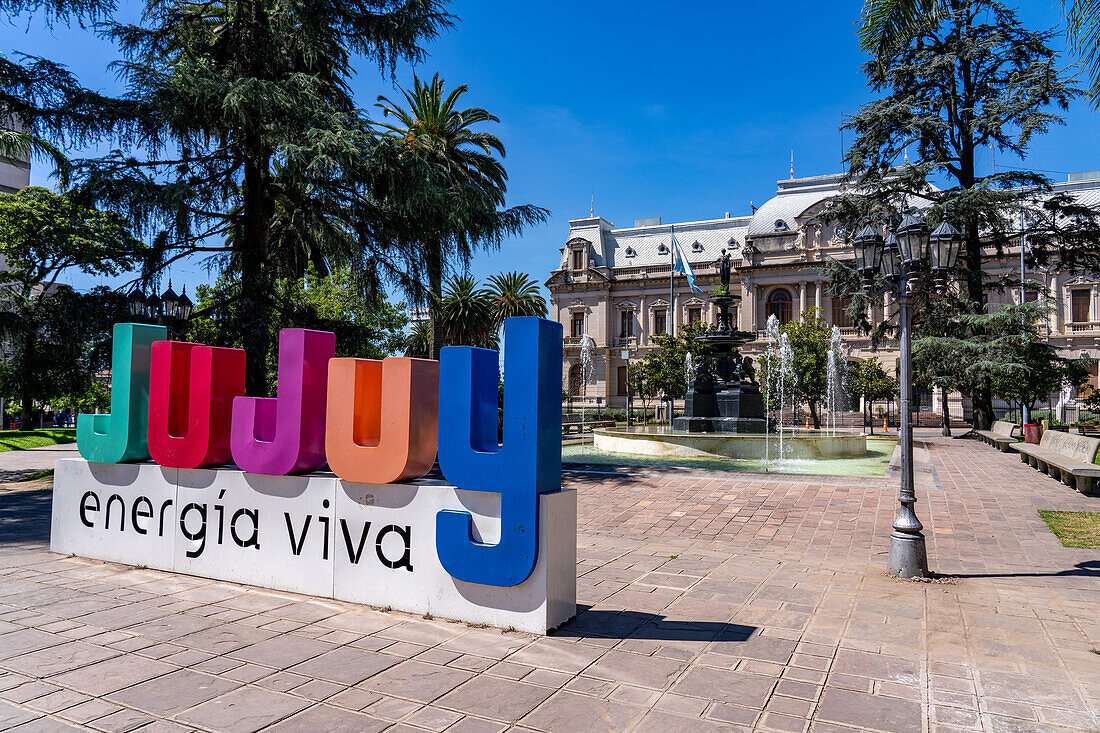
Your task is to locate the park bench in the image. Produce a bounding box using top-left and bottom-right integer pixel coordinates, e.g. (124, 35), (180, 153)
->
(1014, 430), (1100, 496)
(561, 416), (616, 435)
(974, 420), (1020, 452)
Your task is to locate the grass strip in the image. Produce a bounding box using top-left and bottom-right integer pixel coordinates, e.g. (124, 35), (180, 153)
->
(1038, 510), (1100, 549)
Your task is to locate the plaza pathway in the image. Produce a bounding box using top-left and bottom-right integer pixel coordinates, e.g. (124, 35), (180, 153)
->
(0, 434), (1097, 732)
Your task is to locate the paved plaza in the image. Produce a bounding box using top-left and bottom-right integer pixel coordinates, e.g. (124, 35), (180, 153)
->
(0, 436), (1097, 732)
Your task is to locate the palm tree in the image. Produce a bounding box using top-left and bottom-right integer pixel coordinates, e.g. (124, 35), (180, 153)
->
(486, 271), (547, 322)
(405, 320), (432, 358)
(435, 275), (498, 350)
(375, 74), (547, 356)
(859, 0), (1100, 104)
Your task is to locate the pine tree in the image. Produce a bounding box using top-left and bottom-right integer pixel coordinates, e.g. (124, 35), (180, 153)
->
(828, 0), (1100, 429)
(67, 0), (460, 393)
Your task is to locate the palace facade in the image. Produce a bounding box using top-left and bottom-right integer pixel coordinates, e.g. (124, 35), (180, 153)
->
(546, 171), (1100, 417)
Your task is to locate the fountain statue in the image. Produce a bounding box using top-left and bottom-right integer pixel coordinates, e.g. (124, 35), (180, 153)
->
(673, 249), (766, 433)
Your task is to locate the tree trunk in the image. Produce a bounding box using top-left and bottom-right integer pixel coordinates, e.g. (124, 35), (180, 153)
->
(810, 401), (821, 429)
(941, 389), (952, 437)
(865, 400), (873, 433)
(427, 240), (444, 360)
(239, 149), (276, 396)
(20, 394), (34, 431)
(236, 0), (276, 397)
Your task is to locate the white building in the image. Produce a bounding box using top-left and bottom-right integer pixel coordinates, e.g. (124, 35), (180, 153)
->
(546, 170), (1100, 420)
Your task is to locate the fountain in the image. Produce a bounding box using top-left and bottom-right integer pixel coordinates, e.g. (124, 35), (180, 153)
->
(579, 334), (596, 434)
(591, 249), (868, 465)
(673, 250), (765, 434)
(825, 326), (846, 436)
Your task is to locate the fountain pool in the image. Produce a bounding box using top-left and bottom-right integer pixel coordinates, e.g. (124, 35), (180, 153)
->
(593, 425), (867, 461)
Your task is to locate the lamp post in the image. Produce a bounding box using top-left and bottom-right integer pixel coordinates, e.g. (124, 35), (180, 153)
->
(126, 281), (194, 339)
(621, 348), (633, 426)
(853, 213), (962, 579)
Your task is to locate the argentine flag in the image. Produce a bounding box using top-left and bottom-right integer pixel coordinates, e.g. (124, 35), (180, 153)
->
(671, 232), (703, 294)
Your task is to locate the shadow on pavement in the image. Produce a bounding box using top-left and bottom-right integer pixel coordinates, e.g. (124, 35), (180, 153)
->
(950, 560), (1100, 579)
(0, 486), (51, 543)
(555, 606), (757, 642)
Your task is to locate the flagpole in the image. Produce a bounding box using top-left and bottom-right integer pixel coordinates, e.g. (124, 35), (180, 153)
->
(669, 225), (675, 427)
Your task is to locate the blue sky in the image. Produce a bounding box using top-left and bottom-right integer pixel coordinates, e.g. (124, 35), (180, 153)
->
(8, 0), (1098, 301)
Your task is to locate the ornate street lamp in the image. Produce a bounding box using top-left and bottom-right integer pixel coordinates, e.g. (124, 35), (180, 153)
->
(177, 286), (194, 321)
(895, 212), (930, 266)
(161, 281), (180, 320)
(929, 220), (963, 279)
(851, 210), (962, 579)
(145, 292), (162, 319)
(127, 288), (147, 318)
(853, 224), (884, 283)
(881, 233), (902, 282)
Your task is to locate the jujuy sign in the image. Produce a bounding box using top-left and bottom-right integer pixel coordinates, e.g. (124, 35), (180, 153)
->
(51, 317), (576, 633)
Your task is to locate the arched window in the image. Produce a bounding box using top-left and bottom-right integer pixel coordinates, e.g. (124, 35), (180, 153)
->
(766, 288), (793, 325)
(657, 243), (669, 256)
(568, 364), (582, 396)
(774, 219), (789, 232)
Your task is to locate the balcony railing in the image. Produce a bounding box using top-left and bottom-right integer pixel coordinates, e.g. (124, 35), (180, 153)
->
(1066, 321), (1100, 334)
(614, 336), (638, 349)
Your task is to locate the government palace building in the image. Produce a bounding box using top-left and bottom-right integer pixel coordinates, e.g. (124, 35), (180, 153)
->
(545, 170), (1100, 420)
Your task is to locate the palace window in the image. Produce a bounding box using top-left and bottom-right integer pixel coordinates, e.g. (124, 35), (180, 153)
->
(687, 307), (702, 327)
(620, 311), (634, 338)
(832, 297), (853, 328)
(654, 309), (667, 335)
(571, 249), (585, 270)
(657, 243), (669, 256)
(571, 313), (584, 338)
(692, 241), (704, 252)
(729, 306), (738, 329)
(617, 365), (628, 396)
(774, 219), (789, 232)
(1072, 289), (1091, 323)
(766, 288), (793, 325)
(568, 364), (582, 396)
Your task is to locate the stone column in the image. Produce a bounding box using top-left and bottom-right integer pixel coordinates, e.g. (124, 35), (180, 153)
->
(638, 294), (646, 344)
(1050, 273), (1063, 332)
(814, 281), (822, 312)
(799, 281), (807, 318)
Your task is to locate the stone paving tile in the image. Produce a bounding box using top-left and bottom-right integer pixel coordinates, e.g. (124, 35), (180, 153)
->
(286, 646), (398, 685)
(521, 690), (646, 732)
(359, 660), (471, 704)
(48, 654), (174, 696)
(176, 685), (309, 732)
(1, 433), (1099, 731)
(104, 669), (239, 716)
(436, 676), (554, 722)
(263, 703), (390, 733)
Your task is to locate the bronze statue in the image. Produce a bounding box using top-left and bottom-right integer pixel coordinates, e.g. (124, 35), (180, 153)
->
(718, 248), (732, 289)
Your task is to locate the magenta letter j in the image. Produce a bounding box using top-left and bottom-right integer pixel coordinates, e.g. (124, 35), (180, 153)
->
(229, 328), (335, 475)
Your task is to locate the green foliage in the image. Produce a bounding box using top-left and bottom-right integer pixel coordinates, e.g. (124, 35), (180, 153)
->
(188, 266), (407, 392)
(0, 187), (144, 293)
(859, 0), (1100, 108)
(828, 0), (1099, 429)
(435, 275), (498, 351)
(0, 187), (137, 427)
(636, 322), (711, 405)
(759, 309), (833, 427)
(404, 271), (546, 356)
(486, 271), (547, 322)
(913, 300), (1088, 416)
(849, 357), (899, 431)
(626, 362), (656, 416)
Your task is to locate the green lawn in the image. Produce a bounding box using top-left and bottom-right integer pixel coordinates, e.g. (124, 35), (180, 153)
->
(0, 429), (77, 453)
(1038, 511), (1100, 549)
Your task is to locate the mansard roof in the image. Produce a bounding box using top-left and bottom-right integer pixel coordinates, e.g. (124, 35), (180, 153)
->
(563, 215), (750, 270)
(747, 173), (846, 237)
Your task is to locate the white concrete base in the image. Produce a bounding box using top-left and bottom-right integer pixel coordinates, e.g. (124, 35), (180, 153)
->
(50, 458), (577, 634)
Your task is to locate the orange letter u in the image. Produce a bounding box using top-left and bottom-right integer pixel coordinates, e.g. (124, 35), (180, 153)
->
(325, 357), (439, 484)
